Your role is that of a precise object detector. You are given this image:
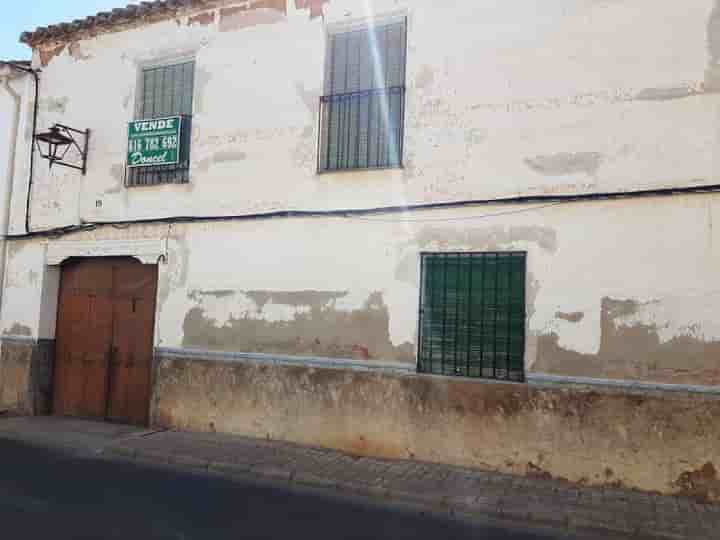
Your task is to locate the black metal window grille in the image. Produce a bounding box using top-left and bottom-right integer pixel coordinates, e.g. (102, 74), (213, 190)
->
(418, 252), (527, 382)
(318, 20), (406, 172)
(127, 60), (195, 186)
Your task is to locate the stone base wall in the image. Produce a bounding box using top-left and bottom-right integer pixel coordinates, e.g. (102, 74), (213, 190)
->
(152, 351), (720, 502)
(0, 337), (55, 415)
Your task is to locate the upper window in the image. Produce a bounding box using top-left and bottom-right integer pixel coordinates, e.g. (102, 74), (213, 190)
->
(127, 60), (195, 187)
(418, 252), (527, 382)
(318, 19), (407, 173)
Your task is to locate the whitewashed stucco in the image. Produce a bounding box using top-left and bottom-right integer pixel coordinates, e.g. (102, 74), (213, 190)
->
(0, 68), (29, 321)
(10, 0), (720, 230)
(2, 0), (720, 384)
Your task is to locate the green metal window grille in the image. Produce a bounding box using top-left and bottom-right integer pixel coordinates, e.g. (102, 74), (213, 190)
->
(418, 252), (526, 382)
(127, 60), (195, 186)
(318, 20), (406, 172)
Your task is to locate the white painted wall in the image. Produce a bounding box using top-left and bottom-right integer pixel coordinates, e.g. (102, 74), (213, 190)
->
(0, 69), (28, 319)
(2, 1), (719, 384)
(11, 0), (720, 231)
(2, 192), (718, 375)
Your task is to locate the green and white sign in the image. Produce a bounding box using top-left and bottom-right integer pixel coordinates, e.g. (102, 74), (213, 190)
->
(127, 116), (182, 168)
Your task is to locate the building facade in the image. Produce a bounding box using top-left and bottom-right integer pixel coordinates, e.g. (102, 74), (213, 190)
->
(0, 61), (35, 415)
(1, 0), (719, 500)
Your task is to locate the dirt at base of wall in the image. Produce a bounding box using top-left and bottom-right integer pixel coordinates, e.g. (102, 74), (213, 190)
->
(152, 354), (720, 503)
(0, 339), (54, 416)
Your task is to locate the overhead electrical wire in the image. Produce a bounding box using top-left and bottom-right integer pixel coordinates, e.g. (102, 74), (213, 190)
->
(5, 181), (720, 241)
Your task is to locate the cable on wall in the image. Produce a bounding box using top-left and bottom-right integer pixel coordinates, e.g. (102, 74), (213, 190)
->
(4, 181), (720, 241)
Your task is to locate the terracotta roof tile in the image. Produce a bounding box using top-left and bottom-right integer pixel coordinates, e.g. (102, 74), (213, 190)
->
(20, 1), (207, 46)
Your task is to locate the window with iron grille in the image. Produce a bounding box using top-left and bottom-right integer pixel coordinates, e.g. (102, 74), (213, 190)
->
(318, 19), (406, 172)
(127, 60), (195, 186)
(418, 252), (526, 382)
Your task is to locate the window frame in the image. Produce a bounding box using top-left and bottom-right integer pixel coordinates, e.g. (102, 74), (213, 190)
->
(317, 15), (408, 174)
(416, 251), (528, 383)
(126, 57), (196, 187)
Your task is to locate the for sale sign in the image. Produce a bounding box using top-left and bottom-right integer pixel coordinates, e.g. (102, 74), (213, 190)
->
(127, 116), (182, 168)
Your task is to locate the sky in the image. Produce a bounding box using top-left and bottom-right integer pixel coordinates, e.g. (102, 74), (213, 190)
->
(1, 1), (134, 60)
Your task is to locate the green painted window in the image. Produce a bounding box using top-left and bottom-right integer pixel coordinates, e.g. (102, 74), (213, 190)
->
(128, 60), (195, 187)
(418, 252), (526, 382)
(318, 19), (406, 172)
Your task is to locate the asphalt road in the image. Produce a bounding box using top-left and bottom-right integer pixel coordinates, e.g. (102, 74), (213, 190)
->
(0, 439), (583, 540)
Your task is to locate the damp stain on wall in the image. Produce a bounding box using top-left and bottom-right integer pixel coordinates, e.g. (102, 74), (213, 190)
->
(556, 311), (584, 323)
(3, 323), (32, 337)
(634, 86), (703, 102)
(38, 44), (65, 67)
(182, 290), (414, 362)
(188, 289), (236, 301)
(195, 150), (248, 172)
(68, 41), (92, 61)
(188, 11), (216, 27)
(40, 97), (69, 114)
(152, 356), (720, 500)
(294, 0), (329, 19)
(524, 152), (604, 177)
(536, 298), (720, 385)
(219, 2), (286, 33)
(412, 225), (558, 253)
(675, 462), (720, 502)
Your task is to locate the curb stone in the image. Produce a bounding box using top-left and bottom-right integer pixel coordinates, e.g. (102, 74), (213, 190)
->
(293, 471), (339, 489)
(108, 445), (138, 459)
(172, 454), (210, 470)
(250, 464), (293, 482)
(207, 460), (252, 477)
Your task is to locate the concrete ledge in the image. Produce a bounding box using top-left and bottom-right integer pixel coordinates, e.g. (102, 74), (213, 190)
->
(156, 345), (720, 397)
(155, 346), (415, 375)
(0, 335), (39, 344)
(527, 373), (720, 398)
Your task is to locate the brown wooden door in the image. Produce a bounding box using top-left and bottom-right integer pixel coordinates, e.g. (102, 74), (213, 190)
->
(54, 259), (114, 419)
(106, 261), (157, 425)
(54, 258), (157, 425)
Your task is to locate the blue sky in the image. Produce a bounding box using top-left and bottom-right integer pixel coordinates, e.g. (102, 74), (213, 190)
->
(2, 1), (133, 60)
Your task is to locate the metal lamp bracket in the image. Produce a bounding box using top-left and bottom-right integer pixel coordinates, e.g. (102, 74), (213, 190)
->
(34, 123), (90, 175)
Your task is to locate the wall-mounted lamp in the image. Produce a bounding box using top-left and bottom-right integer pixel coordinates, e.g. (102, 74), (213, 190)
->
(35, 123), (90, 175)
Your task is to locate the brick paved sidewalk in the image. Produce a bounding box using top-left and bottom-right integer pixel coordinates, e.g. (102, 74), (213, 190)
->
(98, 429), (717, 540)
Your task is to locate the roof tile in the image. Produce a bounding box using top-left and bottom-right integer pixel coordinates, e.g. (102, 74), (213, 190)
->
(20, 1), (196, 46)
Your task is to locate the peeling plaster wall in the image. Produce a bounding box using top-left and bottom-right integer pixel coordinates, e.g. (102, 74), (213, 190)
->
(3, 0), (719, 488)
(11, 0), (720, 233)
(2, 193), (719, 385)
(1, 241), (50, 339)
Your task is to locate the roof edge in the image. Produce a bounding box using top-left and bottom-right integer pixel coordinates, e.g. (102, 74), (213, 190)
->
(19, 1), (213, 47)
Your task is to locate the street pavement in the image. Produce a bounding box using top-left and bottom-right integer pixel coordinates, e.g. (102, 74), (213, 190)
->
(0, 416), (716, 540)
(1, 437), (576, 540)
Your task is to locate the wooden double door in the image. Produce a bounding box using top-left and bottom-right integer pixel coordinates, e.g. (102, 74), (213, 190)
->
(54, 258), (157, 426)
